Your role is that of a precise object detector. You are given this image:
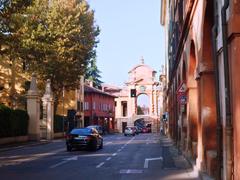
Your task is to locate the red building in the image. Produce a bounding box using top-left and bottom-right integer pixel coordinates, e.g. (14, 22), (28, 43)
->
(84, 85), (116, 133)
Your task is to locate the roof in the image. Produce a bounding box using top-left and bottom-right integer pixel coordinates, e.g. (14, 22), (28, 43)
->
(84, 85), (117, 98)
(128, 63), (156, 74)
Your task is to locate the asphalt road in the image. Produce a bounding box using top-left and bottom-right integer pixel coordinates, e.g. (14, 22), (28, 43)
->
(0, 133), (200, 180)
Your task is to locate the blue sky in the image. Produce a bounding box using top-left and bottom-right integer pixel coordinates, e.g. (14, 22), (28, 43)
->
(87, 0), (165, 86)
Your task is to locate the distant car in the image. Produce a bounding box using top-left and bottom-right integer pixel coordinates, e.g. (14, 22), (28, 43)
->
(134, 126), (140, 135)
(142, 127), (148, 133)
(66, 128), (103, 151)
(146, 124), (152, 133)
(87, 125), (103, 135)
(124, 126), (135, 136)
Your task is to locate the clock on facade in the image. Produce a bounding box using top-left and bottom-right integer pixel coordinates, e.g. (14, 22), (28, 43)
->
(140, 85), (146, 93)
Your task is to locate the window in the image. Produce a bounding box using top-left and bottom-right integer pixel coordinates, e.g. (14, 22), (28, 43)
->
(84, 102), (89, 110)
(93, 102), (96, 110)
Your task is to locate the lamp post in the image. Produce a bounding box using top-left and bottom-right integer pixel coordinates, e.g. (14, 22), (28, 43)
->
(62, 86), (65, 134)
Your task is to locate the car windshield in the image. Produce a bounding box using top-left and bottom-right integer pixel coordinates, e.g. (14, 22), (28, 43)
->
(70, 128), (92, 135)
(88, 125), (102, 129)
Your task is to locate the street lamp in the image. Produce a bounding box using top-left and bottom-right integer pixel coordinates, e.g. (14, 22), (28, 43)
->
(62, 86), (65, 134)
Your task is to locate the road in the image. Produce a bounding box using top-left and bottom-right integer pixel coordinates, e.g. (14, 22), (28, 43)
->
(0, 133), (200, 180)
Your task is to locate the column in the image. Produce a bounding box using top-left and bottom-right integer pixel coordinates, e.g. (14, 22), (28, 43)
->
(27, 74), (40, 141)
(42, 79), (54, 140)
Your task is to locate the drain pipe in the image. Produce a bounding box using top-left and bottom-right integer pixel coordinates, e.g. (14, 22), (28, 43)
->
(211, 0), (222, 179)
(221, 0), (233, 179)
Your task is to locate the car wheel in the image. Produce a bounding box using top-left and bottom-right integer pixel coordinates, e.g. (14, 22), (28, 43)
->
(124, 134), (127, 136)
(91, 140), (98, 151)
(67, 145), (72, 152)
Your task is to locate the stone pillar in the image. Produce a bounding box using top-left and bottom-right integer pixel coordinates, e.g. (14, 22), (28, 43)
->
(27, 74), (40, 141)
(42, 79), (54, 140)
(186, 87), (198, 158)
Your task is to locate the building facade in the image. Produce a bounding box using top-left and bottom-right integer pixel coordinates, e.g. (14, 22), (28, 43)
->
(84, 85), (116, 133)
(103, 59), (163, 133)
(161, 0), (240, 179)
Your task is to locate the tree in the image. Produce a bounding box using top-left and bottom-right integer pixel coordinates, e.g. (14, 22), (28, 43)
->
(86, 58), (103, 89)
(20, 0), (100, 111)
(137, 106), (144, 115)
(0, 0), (32, 108)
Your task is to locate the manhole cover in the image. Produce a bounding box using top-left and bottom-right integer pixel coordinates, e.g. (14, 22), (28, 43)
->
(119, 169), (143, 174)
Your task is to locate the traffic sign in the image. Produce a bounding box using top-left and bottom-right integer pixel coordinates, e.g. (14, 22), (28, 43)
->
(177, 82), (187, 94)
(178, 94), (187, 104)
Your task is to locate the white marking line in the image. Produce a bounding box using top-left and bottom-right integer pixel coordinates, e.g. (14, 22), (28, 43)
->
(50, 161), (68, 169)
(104, 142), (112, 145)
(120, 169), (143, 174)
(96, 162), (105, 168)
(106, 157), (111, 161)
(112, 153), (117, 156)
(49, 155), (78, 169)
(144, 157), (163, 169)
(117, 149), (122, 152)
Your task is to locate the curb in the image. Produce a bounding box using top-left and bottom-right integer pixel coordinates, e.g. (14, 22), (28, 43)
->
(0, 140), (51, 153)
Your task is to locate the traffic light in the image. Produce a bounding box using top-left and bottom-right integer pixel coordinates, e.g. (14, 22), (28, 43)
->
(130, 89), (136, 97)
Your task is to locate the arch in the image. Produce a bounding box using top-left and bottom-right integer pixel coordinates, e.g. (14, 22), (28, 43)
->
(137, 93), (150, 115)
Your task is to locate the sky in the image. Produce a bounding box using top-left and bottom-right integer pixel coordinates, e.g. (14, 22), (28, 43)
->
(87, 0), (165, 86)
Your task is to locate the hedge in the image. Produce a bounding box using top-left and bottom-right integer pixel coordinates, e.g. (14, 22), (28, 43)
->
(0, 104), (29, 138)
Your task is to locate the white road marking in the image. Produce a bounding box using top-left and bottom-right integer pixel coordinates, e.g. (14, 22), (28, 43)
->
(49, 155), (78, 169)
(112, 153), (117, 156)
(104, 142), (112, 145)
(117, 149), (122, 152)
(96, 162), (105, 168)
(119, 169), (143, 174)
(144, 157), (163, 169)
(106, 157), (111, 161)
(63, 156), (78, 161)
(50, 161), (69, 169)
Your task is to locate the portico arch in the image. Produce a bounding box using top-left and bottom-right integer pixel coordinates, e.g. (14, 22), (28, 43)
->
(137, 93), (150, 115)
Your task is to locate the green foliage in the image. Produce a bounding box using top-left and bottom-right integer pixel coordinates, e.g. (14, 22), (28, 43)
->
(0, 0), (32, 55)
(20, 0), (100, 111)
(0, 104), (29, 138)
(137, 106), (144, 115)
(0, 104), (12, 137)
(85, 58), (103, 89)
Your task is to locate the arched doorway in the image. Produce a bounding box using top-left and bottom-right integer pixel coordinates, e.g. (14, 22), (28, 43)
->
(137, 94), (150, 115)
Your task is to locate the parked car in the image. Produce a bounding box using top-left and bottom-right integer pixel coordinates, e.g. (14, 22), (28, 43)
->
(124, 126), (135, 136)
(87, 125), (103, 135)
(142, 127), (148, 133)
(66, 128), (103, 151)
(134, 126), (140, 135)
(146, 124), (152, 133)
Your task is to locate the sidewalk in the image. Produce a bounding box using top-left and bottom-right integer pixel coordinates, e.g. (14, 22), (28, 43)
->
(159, 135), (215, 180)
(0, 139), (51, 152)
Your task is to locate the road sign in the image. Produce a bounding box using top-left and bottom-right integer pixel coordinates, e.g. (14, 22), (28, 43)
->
(178, 95), (187, 104)
(177, 82), (187, 94)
